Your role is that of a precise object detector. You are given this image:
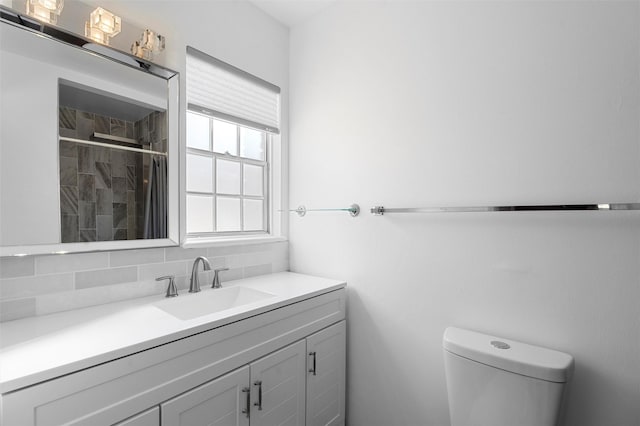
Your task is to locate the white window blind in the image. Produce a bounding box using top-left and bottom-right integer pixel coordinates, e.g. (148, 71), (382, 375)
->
(186, 46), (280, 134)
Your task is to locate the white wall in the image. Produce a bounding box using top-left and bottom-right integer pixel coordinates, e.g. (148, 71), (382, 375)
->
(289, 2), (639, 425)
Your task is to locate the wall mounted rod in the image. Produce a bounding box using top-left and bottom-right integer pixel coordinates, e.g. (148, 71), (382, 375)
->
(371, 203), (640, 215)
(59, 137), (167, 156)
(284, 204), (360, 217)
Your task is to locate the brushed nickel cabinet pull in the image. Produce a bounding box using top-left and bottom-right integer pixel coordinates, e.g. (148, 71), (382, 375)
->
(309, 351), (317, 376)
(241, 387), (250, 418)
(254, 380), (263, 411)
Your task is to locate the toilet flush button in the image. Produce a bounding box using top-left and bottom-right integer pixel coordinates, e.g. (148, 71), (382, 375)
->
(491, 341), (510, 350)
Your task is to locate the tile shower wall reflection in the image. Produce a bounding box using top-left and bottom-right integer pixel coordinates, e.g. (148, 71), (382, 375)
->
(58, 107), (167, 242)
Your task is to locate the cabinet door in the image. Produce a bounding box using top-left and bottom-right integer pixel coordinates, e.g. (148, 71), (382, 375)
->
(161, 365), (250, 426)
(114, 407), (159, 426)
(249, 340), (307, 426)
(305, 321), (346, 426)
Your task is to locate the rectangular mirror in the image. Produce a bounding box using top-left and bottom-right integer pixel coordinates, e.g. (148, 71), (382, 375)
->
(0, 7), (179, 256)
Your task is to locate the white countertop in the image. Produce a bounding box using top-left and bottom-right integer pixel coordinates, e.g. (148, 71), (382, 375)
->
(0, 272), (346, 393)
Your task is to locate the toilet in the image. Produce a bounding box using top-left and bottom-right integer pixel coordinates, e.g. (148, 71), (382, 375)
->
(443, 327), (574, 426)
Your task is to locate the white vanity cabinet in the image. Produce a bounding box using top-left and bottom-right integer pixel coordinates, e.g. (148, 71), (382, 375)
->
(162, 340), (307, 426)
(160, 321), (346, 426)
(306, 321), (346, 426)
(248, 340), (307, 426)
(1, 282), (346, 426)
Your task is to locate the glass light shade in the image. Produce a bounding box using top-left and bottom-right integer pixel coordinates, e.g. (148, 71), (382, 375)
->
(142, 29), (165, 51)
(30, 0), (64, 14)
(131, 30), (165, 60)
(85, 21), (108, 45)
(131, 41), (153, 61)
(26, 2), (58, 24)
(89, 7), (121, 36)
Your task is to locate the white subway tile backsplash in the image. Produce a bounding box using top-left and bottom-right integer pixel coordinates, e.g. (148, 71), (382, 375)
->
(219, 267), (243, 283)
(75, 267), (138, 289)
(240, 251), (273, 267)
(138, 261), (188, 281)
(0, 241), (288, 320)
(272, 258), (288, 273)
(35, 252), (108, 274)
(205, 256), (227, 269)
(0, 274), (74, 299)
(243, 264), (272, 278)
(110, 248), (165, 267)
(1, 298), (36, 322)
(207, 244), (247, 257)
(226, 254), (243, 269)
(165, 247), (207, 261)
(174, 276), (190, 291)
(0, 257), (35, 279)
(36, 280), (166, 316)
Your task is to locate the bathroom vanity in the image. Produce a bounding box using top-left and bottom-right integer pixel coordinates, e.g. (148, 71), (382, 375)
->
(0, 272), (346, 426)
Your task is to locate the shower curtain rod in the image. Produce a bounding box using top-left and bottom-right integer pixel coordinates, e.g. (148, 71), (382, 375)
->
(370, 203), (640, 215)
(59, 136), (167, 157)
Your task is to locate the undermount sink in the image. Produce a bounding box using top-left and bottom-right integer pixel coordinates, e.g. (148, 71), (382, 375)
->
(154, 286), (276, 320)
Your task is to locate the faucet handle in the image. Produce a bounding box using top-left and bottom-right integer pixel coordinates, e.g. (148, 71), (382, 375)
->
(157, 275), (178, 298)
(212, 268), (230, 289)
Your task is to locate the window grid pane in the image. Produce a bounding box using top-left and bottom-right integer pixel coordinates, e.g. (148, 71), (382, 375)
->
(213, 119), (238, 156)
(240, 127), (265, 161)
(186, 112), (210, 150)
(186, 153), (214, 193)
(216, 196), (241, 232)
(187, 112), (268, 235)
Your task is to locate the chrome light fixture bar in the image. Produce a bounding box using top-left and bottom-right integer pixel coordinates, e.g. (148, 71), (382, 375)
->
(0, 5), (177, 79)
(370, 203), (640, 215)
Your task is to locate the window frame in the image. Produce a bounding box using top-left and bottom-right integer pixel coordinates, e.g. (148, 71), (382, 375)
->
(185, 110), (270, 238)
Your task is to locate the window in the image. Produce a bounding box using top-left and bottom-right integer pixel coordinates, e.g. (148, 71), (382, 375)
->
(185, 47), (280, 240)
(186, 112), (269, 235)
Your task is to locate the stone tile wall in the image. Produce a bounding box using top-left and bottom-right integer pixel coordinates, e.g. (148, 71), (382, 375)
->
(0, 241), (288, 322)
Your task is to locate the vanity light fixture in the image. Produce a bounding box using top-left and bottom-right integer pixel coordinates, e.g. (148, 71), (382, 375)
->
(131, 29), (165, 61)
(26, 0), (64, 24)
(84, 7), (121, 45)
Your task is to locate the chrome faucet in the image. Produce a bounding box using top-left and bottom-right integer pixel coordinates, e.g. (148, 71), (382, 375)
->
(189, 256), (211, 293)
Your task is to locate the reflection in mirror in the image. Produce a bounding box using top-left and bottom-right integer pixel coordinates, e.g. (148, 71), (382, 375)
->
(0, 6), (179, 256)
(58, 81), (168, 242)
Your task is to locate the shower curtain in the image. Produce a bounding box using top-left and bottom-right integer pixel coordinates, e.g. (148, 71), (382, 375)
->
(143, 155), (167, 239)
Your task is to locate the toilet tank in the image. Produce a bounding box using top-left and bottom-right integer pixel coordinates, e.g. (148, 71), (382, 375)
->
(443, 327), (574, 426)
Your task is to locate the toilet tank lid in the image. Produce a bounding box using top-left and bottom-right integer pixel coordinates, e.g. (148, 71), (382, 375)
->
(443, 327), (574, 383)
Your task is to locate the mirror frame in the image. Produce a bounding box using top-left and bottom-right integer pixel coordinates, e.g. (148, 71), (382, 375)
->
(0, 6), (180, 256)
